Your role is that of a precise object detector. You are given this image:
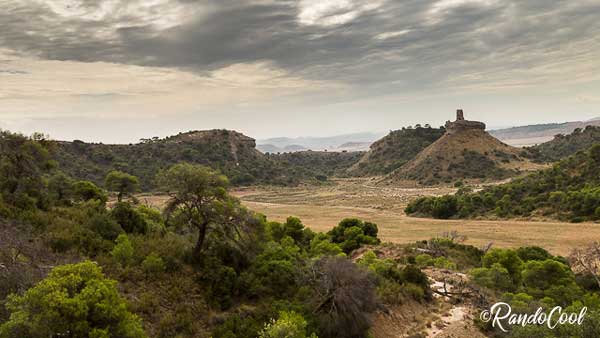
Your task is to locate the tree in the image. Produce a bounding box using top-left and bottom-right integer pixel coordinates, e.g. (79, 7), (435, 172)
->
(105, 171), (139, 202)
(0, 131), (54, 210)
(0, 261), (146, 338)
(306, 257), (376, 338)
(570, 242), (600, 289)
(157, 163), (253, 259)
(73, 180), (107, 203)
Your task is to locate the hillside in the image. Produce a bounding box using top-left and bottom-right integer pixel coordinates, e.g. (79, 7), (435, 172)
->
(384, 111), (540, 185)
(490, 118), (600, 146)
(270, 150), (364, 180)
(406, 144), (600, 221)
(54, 130), (361, 189)
(347, 126), (445, 176)
(526, 125), (600, 162)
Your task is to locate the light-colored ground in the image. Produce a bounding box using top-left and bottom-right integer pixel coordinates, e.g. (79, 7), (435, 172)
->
(233, 179), (599, 256)
(138, 178), (600, 256)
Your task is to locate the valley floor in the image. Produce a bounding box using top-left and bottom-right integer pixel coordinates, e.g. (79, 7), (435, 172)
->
(140, 178), (599, 256)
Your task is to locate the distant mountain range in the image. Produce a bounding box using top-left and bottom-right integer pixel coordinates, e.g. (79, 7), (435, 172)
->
(489, 117), (600, 146)
(257, 132), (385, 153)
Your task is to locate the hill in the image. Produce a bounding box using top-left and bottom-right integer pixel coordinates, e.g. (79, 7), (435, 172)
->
(54, 129), (361, 189)
(526, 125), (600, 162)
(383, 110), (540, 185)
(347, 126), (445, 176)
(270, 150), (364, 181)
(405, 144), (600, 221)
(490, 117), (600, 146)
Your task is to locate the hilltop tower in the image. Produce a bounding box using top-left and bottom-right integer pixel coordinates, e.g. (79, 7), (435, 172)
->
(445, 109), (485, 134)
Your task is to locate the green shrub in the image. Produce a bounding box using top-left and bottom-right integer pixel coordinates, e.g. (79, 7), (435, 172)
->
(0, 261), (146, 338)
(471, 263), (514, 291)
(141, 253), (166, 277)
(110, 202), (148, 234)
(415, 254), (433, 267)
(111, 234), (135, 266)
(259, 311), (318, 338)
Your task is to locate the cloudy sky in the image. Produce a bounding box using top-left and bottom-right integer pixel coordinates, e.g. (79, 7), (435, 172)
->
(1, 0), (600, 143)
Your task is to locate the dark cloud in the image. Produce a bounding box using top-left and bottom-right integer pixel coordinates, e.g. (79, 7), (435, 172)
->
(2, 0), (599, 93)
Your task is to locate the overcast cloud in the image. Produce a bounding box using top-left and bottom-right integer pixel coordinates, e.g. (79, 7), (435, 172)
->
(1, 0), (600, 142)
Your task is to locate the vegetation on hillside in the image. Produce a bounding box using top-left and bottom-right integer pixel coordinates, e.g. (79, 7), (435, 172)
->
(385, 128), (531, 185)
(405, 144), (600, 221)
(53, 130), (362, 190)
(348, 126), (445, 176)
(0, 130), (431, 338)
(526, 125), (600, 162)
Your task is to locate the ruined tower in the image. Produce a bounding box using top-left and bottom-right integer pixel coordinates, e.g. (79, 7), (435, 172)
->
(445, 109), (485, 134)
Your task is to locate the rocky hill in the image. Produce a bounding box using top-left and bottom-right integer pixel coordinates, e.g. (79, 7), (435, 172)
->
(526, 125), (600, 162)
(383, 110), (541, 185)
(54, 130), (361, 189)
(347, 126), (445, 176)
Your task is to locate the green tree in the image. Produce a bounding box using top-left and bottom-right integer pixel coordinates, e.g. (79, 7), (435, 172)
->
(157, 163), (252, 259)
(105, 171), (139, 202)
(0, 261), (146, 338)
(73, 180), (107, 203)
(0, 131), (54, 210)
(482, 248), (523, 284)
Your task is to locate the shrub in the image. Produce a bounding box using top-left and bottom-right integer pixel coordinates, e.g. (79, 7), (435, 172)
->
(328, 218), (380, 254)
(482, 248), (523, 284)
(259, 311), (318, 338)
(471, 263), (514, 291)
(415, 253), (433, 267)
(87, 212), (123, 240)
(0, 261), (146, 338)
(111, 234), (135, 266)
(308, 257), (377, 338)
(110, 202), (148, 234)
(141, 253), (166, 277)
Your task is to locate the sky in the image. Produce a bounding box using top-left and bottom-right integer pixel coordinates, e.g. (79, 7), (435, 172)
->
(1, 0), (600, 143)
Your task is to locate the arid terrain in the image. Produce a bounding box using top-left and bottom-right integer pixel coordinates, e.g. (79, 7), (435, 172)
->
(138, 178), (599, 256)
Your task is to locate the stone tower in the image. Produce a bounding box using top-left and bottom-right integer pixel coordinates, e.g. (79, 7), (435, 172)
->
(445, 109), (486, 134)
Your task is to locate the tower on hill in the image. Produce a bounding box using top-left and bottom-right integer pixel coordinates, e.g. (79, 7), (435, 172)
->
(445, 109), (486, 134)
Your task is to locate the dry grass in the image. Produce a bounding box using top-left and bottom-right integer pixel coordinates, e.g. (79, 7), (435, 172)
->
(138, 178), (600, 256)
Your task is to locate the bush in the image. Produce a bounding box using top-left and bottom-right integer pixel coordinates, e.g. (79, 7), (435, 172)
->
(471, 263), (514, 291)
(259, 311), (318, 338)
(110, 202), (148, 234)
(111, 234), (135, 266)
(328, 218), (380, 254)
(415, 254), (433, 267)
(87, 212), (123, 240)
(0, 261), (146, 338)
(141, 253), (166, 277)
